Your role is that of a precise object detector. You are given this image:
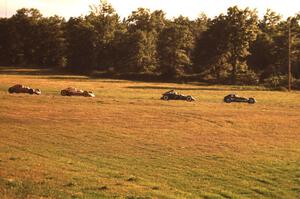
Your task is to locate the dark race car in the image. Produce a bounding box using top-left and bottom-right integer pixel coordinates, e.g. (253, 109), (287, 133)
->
(161, 90), (195, 102)
(8, 84), (41, 95)
(61, 87), (95, 97)
(224, 94), (256, 104)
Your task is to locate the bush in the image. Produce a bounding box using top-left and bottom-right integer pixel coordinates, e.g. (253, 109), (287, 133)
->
(264, 75), (288, 89)
(236, 70), (259, 85)
(275, 86), (288, 92)
(263, 75), (300, 90)
(293, 79), (300, 90)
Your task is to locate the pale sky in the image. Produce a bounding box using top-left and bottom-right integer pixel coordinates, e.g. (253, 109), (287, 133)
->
(0, 0), (299, 19)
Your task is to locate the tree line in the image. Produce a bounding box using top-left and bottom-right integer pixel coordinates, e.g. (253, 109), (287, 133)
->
(0, 1), (300, 88)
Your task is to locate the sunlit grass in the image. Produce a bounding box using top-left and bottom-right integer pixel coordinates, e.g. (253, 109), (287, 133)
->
(0, 68), (299, 198)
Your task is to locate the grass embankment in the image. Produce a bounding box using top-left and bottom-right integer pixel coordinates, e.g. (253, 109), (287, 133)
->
(0, 68), (299, 198)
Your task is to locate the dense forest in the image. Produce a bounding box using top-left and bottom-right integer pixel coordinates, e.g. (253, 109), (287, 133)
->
(0, 1), (300, 88)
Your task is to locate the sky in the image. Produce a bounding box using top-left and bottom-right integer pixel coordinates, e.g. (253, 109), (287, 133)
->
(0, 0), (299, 19)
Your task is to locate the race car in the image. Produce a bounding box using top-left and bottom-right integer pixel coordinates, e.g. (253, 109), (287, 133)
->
(224, 94), (256, 104)
(8, 84), (41, 95)
(161, 90), (195, 102)
(60, 87), (95, 97)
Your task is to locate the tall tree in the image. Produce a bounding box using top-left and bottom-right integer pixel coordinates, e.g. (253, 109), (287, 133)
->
(194, 6), (259, 83)
(0, 18), (12, 65)
(36, 16), (66, 67)
(87, 0), (120, 70)
(248, 10), (283, 79)
(193, 14), (230, 80)
(157, 16), (194, 77)
(65, 17), (96, 72)
(9, 8), (43, 66)
(123, 8), (167, 73)
(289, 14), (300, 78)
(225, 6), (259, 83)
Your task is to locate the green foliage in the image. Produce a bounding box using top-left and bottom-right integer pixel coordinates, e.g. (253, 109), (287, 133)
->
(264, 75), (300, 90)
(126, 30), (157, 73)
(249, 10), (300, 80)
(194, 6), (259, 84)
(0, 18), (11, 65)
(236, 70), (260, 85)
(0, 3), (299, 84)
(123, 8), (166, 73)
(157, 16), (194, 78)
(86, 0), (120, 70)
(0, 8), (66, 67)
(37, 16), (66, 67)
(264, 75), (289, 89)
(222, 6), (259, 83)
(293, 79), (300, 90)
(65, 17), (96, 72)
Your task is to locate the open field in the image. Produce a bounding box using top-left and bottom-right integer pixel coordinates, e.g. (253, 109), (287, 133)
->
(0, 68), (300, 198)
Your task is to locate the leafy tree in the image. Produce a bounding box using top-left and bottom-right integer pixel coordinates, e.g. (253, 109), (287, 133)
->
(225, 6), (259, 83)
(125, 30), (157, 72)
(123, 9), (167, 73)
(249, 12), (300, 80)
(157, 16), (194, 77)
(35, 16), (66, 67)
(248, 10), (283, 79)
(9, 8), (43, 66)
(0, 4), (299, 85)
(65, 17), (96, 72)
(127, 8), (152, 32)
(289, 14), (300, 78)
(87, 0), (120, 70)
(194, 6), (259, 83)
(0, 18), (13, 65)
(193, 14), (231, 80)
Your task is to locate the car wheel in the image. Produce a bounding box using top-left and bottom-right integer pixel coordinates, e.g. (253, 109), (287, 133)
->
(225, 98), (231, 103)
(8, 88), (14, 93)
(186, 96), (192, 102)
(162, 95), (169, 100)
(28, 89), (34, 94)
(248, 98), (255, 104)
(83, 91), (89, 97)
(61, 90), (68, 96)
(35, 89), (41, 95)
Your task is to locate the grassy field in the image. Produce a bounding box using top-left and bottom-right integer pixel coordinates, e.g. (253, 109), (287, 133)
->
(0, 68), (299, 199)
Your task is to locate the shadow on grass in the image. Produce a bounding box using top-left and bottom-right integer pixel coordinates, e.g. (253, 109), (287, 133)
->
(125, 85), (267, 91)
(0, 67), (188, 84)
(0, 67), (92, 81)
(0, 67), (268, 91)
(41, 76), (89, 80)
(126, 85), (226, 91)
(0, 67), (66, 76)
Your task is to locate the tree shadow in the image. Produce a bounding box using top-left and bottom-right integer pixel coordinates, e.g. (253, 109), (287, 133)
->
(0, 67), (67, 76)
(0, 67), (267, 91)
(0, 67), (93, 81)
(125, 85), (266, 91)
(126, 86), (227, 91)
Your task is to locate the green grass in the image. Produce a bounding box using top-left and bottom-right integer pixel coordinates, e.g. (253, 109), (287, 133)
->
(0, 68), (299, 198)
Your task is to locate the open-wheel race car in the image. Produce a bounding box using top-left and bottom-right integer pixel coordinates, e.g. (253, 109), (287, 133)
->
(60, 87), (95, 97)
(8, 84), (41, 95)
(224, 94), (256, 104)
(161, 90), (195, 102)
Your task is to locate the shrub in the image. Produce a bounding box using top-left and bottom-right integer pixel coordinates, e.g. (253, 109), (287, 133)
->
(264, 75), (287, 89)
(263, 75), (300, 90)
(236, 70), (259, 85)
(293, 79), (300, 90)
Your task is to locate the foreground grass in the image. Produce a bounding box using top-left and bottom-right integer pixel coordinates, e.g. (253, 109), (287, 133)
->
(0, 69), (300, 198)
